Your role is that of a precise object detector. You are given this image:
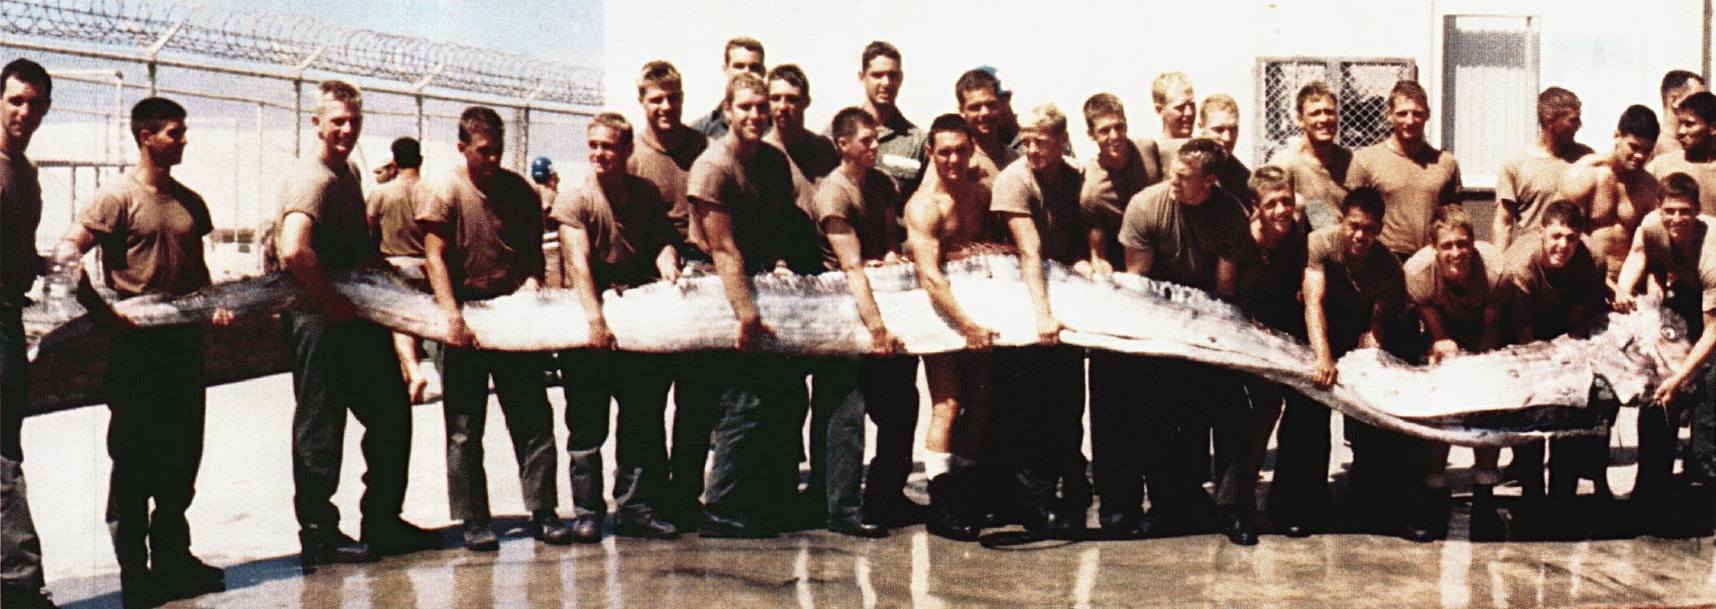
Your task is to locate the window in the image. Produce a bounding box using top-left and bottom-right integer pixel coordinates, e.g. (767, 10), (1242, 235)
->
(1441, 14), (1540, 187)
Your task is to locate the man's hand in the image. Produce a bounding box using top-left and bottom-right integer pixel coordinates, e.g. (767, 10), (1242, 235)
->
(209, 307), (236, 328)
(406, 370), (428, 404)
(1428, 338), (1460, 365)
(445, 309), (477, 348)
(658, 260), (682, 284)
(519, 277), (541, 292)
(1357, 331), (1381, 350)
(1312, 355), (1338, 389)
(1652, 372), (1687, 407)
(588, 318), (617, 350)
(959, 322), (994, 351)
(736, 316), (770, 352)
(1613, 291), (1637, 313)
(866, 326), (903, 355)
(1036, 314), (1065, 345)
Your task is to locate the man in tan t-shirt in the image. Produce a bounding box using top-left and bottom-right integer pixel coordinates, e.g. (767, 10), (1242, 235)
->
(1493, 87), (1595, 251)
(1561, 105), (1662, 286)
(1346, 80), (1462, 258)
(418, 106), (571, 552)
(902, 114), (996, 541)
(1079, 93), (1159, 269)
(1647, 92), (1716, 215)
(365, 136), (431, 403)
(1655, 70), (1705, 158)
(52, 97), (231, 606)
(1266, 81), (1351, 231)
(956, 68), (1018, 179)
(1199, 94), (1251, 205)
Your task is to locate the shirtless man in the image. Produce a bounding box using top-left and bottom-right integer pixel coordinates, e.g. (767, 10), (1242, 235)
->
(1266, 81), (1351, 231)
(902, 114), (996, 541)
(1561, 105), (1661, 287)
(1493, 87), (1594, 251)
(1647, 91), (1716, 215)
(955, 68), (1017, 179)
(1347, 80), (1462, 259)
(1655, 70), (1705, 158)
(690, 37), (765, 140)
(1198, 93), (1251, 204)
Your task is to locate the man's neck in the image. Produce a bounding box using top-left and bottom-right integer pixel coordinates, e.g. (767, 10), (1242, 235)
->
(767, 123), (808, 148)
(977, 134), (1005, 162)
(1688, 140), (1716, 163)
(396, 168), (421, 182)
(1389, 135), (1426, 157)
(839, 158), (868, 183)
(864, 101), (897, 127)
(1097, 144), (1129, 171)
(316, 146), (348, 171)
(596, 170), (626, 199)
(0, 134), (25, 159)
(1032, 161), (1063, 186)
(1305, 137), (1339, 163)
(131, 155), (171, 190)
(1537, 132), (1580, 161)
(1251, 218), (1286, 249)
(725, 132), (757, 159)
(651, 124), (684, 150)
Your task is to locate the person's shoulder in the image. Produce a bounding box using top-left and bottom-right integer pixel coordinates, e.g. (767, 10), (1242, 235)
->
(1646, 149), (1689, 175)
(1402, 245), (1435, 275)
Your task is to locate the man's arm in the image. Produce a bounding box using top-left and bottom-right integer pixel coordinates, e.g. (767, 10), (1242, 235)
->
(1493, 200), (1518, 250)
(826, 217), (898, 354)
(694, 199), (766, 352)
(1085, 226), (1113, 277)
(1419, 305), (1459, 364)
(1004, 214), (1064, 344)
(1613, 225), (1650, 312)
(655, 243), (681, 284)
(278, 212), (357, 322)
(1215, 257), (1239, 300)
(1124, 245), (1154, 275)
(905, 202), (990, 349)
(559, 224), (614, 350)
(422, 227), (475, 347)
(1655, 310), (1716, 406)
(1303, 266), (1337, 388)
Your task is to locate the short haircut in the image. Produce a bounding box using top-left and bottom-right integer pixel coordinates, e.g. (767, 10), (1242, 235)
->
(1176, 137), (1224, 172)
(1537, 86), (1581, 127)
(724, 37), (765, 64)
(1663, 172), (1702, 205)
(954, 68), (1001, 107)
(317, 79), (362, 113)
(766, 63), (810, 101)
(637, 60), (683, 98)
(1018, 103), (1068, 136)
(390, 137), (422, 169)
(723, 71), (769, 109)
(1617, 104), (1661, 142)
(1081, 92), (1126, 132)
(1295, 81), (1335, 116)
(588, 111), (634, 146)
(860, 40), (901, 72)
(1199, 93), (1239, 124)
(129, 96), (186, 144)
(1341, 186), (1387, 221)
(1540, 199), (1585, 231)
(1661, 69), (1705, 103)
(458, 105), (504, 144)
(1248, 164), (1294, 196)
(1151, 71), (1192, 106)
(1679, 91), (1716, 124)
(1387, 80), (1428, 111)
(1429, 203), (1474, 240)
(831, 106), (876, 142)
(927, 113), (974, 143)
(0, 58), (51, 98)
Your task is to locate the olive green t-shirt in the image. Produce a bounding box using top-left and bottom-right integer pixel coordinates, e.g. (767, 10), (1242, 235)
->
(1346, 142), (1462, 255)
(416, 166), (545, 300)
(551, 174), (674, 289)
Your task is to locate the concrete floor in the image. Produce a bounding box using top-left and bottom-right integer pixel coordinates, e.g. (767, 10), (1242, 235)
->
(17, 367), (1716, 608)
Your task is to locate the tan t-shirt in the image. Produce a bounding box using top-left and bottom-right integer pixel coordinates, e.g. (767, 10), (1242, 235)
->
(1346, 142), (1463, 255)
(367, 174), (424, 257)
(629, 127), (710, 251)
(270, 158), (372, 272)
(1119, 181), (1250, 291)
(1265, 140), (1352, 231)
(1404, 240), (1506, 348)
(991, 158), (1087, 265)
(1646, 150), (1716, 216)
(1080, 141), (1155, 266)
(416, 166), (545, 300)
(779, 134), (841, 183)
(1497, 145), (1594, 243)
(1504, 236), (1605, 340)
(686, 140), (800, 274)
(0, 150), (43, 297)
(1307, 224), (1406, 350)
(551, 174), (674, 289)
(811, 167), (899, 270)
(78, 176), (213, 297)
(1637, 209), (1716, 312)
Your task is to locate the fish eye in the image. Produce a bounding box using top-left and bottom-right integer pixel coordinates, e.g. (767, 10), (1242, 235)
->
(1663, 325), (1682, 341)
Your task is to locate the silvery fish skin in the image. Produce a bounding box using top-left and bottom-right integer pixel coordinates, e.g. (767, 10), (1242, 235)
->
(24, 254), (1689, 446)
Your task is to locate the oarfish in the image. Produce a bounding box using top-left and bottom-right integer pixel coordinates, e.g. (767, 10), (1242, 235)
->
(23, 253), (1689, 446)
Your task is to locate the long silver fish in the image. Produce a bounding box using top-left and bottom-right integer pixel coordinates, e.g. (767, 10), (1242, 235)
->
(23, 253), (1689, 446)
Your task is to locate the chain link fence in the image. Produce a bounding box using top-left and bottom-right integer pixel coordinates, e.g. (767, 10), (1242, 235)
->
(1255, 57), (1418, 166)
(2, 0), (601, 276)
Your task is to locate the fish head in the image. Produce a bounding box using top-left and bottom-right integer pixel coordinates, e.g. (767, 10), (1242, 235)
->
(1636, 293), (1695, 376)
(1602, 293), (1694, 403)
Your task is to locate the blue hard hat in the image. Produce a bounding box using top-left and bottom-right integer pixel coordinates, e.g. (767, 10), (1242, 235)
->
(530, 156), (555, 182)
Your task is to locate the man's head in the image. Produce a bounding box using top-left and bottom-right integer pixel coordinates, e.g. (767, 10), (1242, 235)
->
(859, 41), (903, 111)
(1249, 165), (1296, 237)
(721, 37), (765, 80)
(926, 113), (975, 185)
(954, 68), (1004, 140)
(1017, 103), (1068, 173)
(1339, 187), (1386, 259)
(1168, 137), (1223, 206)
(766, 63), (810, 133)
(832, 106), (879, 168)
(1151, 71), (1195, 139)
(312, 80), (363, 160)
(1082, 92), (1129, 161)
(129, 96), (188, 167)
(1386, 80), (1430, 147)
(723, 72), (770, 144)
(587, 112), (633, 178)
(1429, 204), (1476, 282)
(1537, 86), (1582, 143)
(1198, 94), (1240, 155)
(457, 105), (505, 184)
(1539, 199), (1585, 270)
(1612, 104), (1659, 172)
(1661, 69), (1706, 116)
(1295, 81), (1338, 146)
(1, 58), (51, 152)
(637, 60), (685, 134)
(1675, 91), (1716, 152)
(1660, 172), (1702, 243)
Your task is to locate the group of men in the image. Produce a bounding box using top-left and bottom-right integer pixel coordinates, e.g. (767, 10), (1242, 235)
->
(0, 37), (1714, 607)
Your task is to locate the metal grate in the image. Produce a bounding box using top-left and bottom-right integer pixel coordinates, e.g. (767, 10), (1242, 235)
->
(1255, 57), (1417, 165)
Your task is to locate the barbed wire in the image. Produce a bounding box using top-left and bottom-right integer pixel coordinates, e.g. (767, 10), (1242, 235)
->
(0, 0), (603, 106)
